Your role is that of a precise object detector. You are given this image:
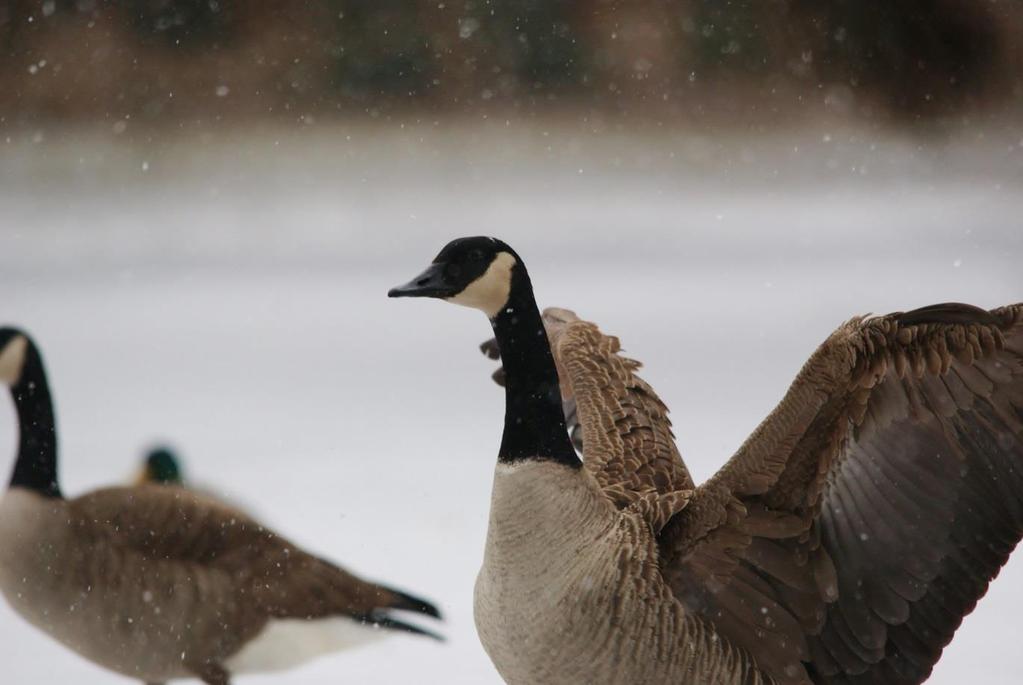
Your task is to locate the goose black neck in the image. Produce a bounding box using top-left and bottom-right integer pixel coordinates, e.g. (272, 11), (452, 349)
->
(7, 344), (61, 498)
(490, 265), (579, 469)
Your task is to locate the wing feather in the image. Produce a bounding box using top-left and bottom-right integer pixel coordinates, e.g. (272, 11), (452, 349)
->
(662, 302), (1023, 684)
(481, 307), (693, 515)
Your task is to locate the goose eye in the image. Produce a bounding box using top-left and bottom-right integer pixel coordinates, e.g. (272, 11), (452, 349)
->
(469, 249), (484, 262)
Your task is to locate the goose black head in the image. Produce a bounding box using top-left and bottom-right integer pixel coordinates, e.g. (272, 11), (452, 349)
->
(143, 446), (184, 486)
(0, 328), (30, 388)
(388, 237), (519, 318)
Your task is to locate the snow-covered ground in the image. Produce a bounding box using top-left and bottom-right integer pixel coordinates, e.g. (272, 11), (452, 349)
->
(1, 122), (1021, 683)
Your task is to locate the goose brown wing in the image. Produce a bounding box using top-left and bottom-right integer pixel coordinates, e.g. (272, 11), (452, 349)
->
(70, 486), (440, 629)
(660, 303), (1023, 684)
(71, 486), (272, 565)
(248, 550), (442, 635)
(482, 307), (693, 512)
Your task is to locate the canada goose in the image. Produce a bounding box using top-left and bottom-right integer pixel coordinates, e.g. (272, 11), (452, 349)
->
(0, 327), (443, 684)
(389, 237), (1023, 684)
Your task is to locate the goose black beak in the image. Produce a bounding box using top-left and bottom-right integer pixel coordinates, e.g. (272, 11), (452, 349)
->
(388, 262), (455, 299)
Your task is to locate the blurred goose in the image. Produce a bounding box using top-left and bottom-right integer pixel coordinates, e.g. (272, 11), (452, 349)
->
(0, 327), (442, 685)
(389, 236), (1023, 685)
(137, 445), (184, 486)
(133, 446), (242, 509)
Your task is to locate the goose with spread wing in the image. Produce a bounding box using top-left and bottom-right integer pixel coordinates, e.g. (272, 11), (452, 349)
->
(389, 236), (1022, 685)
(0, 327), (443, 684)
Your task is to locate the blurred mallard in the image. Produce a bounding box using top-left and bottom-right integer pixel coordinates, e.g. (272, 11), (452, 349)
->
(136, 445), (184, 486)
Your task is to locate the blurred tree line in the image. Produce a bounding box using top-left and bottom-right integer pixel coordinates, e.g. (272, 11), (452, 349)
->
(0, 0), (1018, 125)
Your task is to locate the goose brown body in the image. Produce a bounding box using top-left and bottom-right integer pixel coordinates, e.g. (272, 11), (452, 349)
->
(476, 460), (767, 684)
(1, 486), (262, 682)
(480, 302), (1023, 685)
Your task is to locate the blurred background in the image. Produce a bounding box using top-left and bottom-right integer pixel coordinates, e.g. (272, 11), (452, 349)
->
(1, 2), (1021, 683)
(2, 0), (1022, 124)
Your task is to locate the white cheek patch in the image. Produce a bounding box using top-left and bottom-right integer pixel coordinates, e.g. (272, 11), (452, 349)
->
(0, 335), (28, 386)
(447, 251), (516, 318)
